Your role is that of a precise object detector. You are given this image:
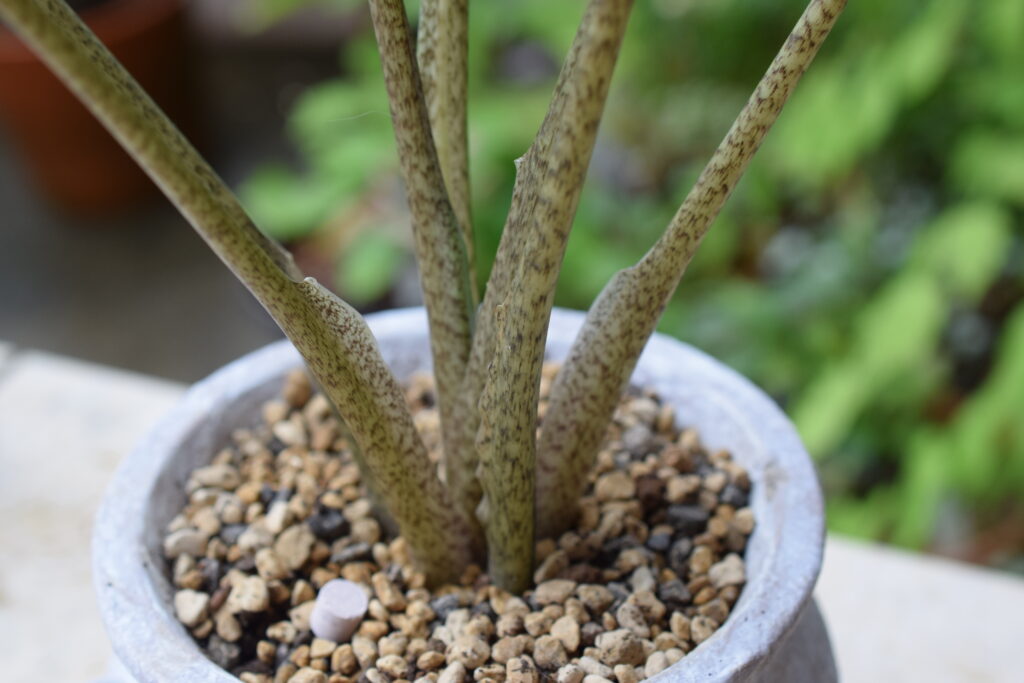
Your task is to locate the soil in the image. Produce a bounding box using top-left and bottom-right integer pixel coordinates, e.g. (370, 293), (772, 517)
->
(163, 365), (755, 683)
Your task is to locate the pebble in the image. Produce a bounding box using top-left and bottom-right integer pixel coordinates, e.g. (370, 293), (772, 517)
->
(612, 664), (638, 683)
(506, 656), (539, 683)
(533, 635), (569, 670)
(207, 635), (241, 669)
(557, 663), (586, 683)
(534, 549), (570, 583)
(191, 463), (242, 491)
(371, 572), (407, 612)
(614, 603), (649, 639)
(577, 656), (613, 678)
(228, 576), (270, 613)
(708, 553), (746, 589)
(418, 650), (447, 670)
(533, 580), (577, 606)
(666, 505), (709, 536)
(287, 669), (326, 683)
(446, 636), (490, 669)
(576, 585), (614, 615)
(594, 471), (636, 502)
(174, 589), (209, 628)
(550, 615), (581, 653)
(332, 644), (358, 674)
(595, 630), (645, 667)
(689, 546), (714, 575)
(275, 524), (315, 571)
(256, 548), (290, 581)
(643, 651), (669, 678)
(438, 661), (468, 683)
(163, 528), (207, 559)
(491, 636), (527, 664)
(377, 654), (410, 678)
(690, 616), (717, 645)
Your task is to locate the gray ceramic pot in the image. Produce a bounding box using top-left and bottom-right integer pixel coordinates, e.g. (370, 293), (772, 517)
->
(93, 307), (836, 682)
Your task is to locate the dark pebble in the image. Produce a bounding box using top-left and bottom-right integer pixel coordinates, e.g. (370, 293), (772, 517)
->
(607, 582), (630, 611)
(719, 484), (749, 508)
(562, 563), (603, 584)
(234, 554), (256, 573)
(308, 505), (349, 542)
(330, 542), (372, 565)
(198, 558), (223, 593)
(646, 531), (672, 554)
(429, 594), (461, 622)
(207, 635), (242, 669)
(657, 579), (691, 610)
(668, 538), (694, 576)
(220, 524), (247, 546)
(471, 601), (497, 620)
(667, 505), (710, 536)
(635, 475), (665, 512)
(232, 658), (272, 677)
(580, 621), (604, 647)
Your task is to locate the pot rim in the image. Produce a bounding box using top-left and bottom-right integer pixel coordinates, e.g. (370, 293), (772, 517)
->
(93, 307), (824, 682)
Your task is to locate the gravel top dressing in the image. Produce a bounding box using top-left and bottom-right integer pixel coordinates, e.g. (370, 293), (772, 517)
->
(164, 365), (754, 683)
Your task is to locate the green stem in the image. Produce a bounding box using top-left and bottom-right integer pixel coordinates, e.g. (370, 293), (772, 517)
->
(535, 0), (849, 538)
(368, 0), (483, 550)
(458, 0), (635, 589)
(417, 0), (475, 301)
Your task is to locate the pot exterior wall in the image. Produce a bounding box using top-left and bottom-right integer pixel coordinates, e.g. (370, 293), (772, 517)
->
(93, 307), (835, 682)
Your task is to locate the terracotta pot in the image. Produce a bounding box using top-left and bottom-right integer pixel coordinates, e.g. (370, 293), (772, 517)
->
(93, 307), (837, 681)
(0, 0), (193, 214)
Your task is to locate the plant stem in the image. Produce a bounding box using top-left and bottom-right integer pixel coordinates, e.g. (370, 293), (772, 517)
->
(0, 0), (473, 583)
(417, 0), (476, 301)
(457, 0), (635, 588)
(368, 0), (483, 549)
(535, 0), (849, 538)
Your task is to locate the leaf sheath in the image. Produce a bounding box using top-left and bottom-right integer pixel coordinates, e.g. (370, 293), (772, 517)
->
(535, 0), (849, 538)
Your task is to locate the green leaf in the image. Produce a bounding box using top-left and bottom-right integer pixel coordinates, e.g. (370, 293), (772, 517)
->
(336, 230), (406, 305)
(910, 202), (1012, 300)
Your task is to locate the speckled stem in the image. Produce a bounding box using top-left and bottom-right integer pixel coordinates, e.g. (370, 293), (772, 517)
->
(368, 0), (482, 549)
(0, 0), (473, 583)
(475, 304), (534, 592)
(450, 1), (634, 570)
(535, 0), (848, 538)
(417, 0), (475, 301)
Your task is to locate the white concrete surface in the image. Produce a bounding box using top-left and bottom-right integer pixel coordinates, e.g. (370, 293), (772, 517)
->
(0, 348), (183, 682)
(0, 346), (1021, 682)
(817, 535), (1024, 683)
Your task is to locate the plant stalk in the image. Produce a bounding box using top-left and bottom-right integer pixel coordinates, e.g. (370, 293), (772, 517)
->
(368, 0), (483, 549)
(417, 0), (475, 300)
(456, 0), (635, 588)
(0, 0), (473, 583)
(535, 0), (849, 538)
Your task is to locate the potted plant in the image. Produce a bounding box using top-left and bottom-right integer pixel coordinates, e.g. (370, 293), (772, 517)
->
(0, 0), (846, 680)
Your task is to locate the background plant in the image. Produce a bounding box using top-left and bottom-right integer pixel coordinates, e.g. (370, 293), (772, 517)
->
(242, 0), (1024, 571)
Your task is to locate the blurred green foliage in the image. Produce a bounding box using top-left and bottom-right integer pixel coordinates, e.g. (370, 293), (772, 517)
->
(240, 0), (1024, 566)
